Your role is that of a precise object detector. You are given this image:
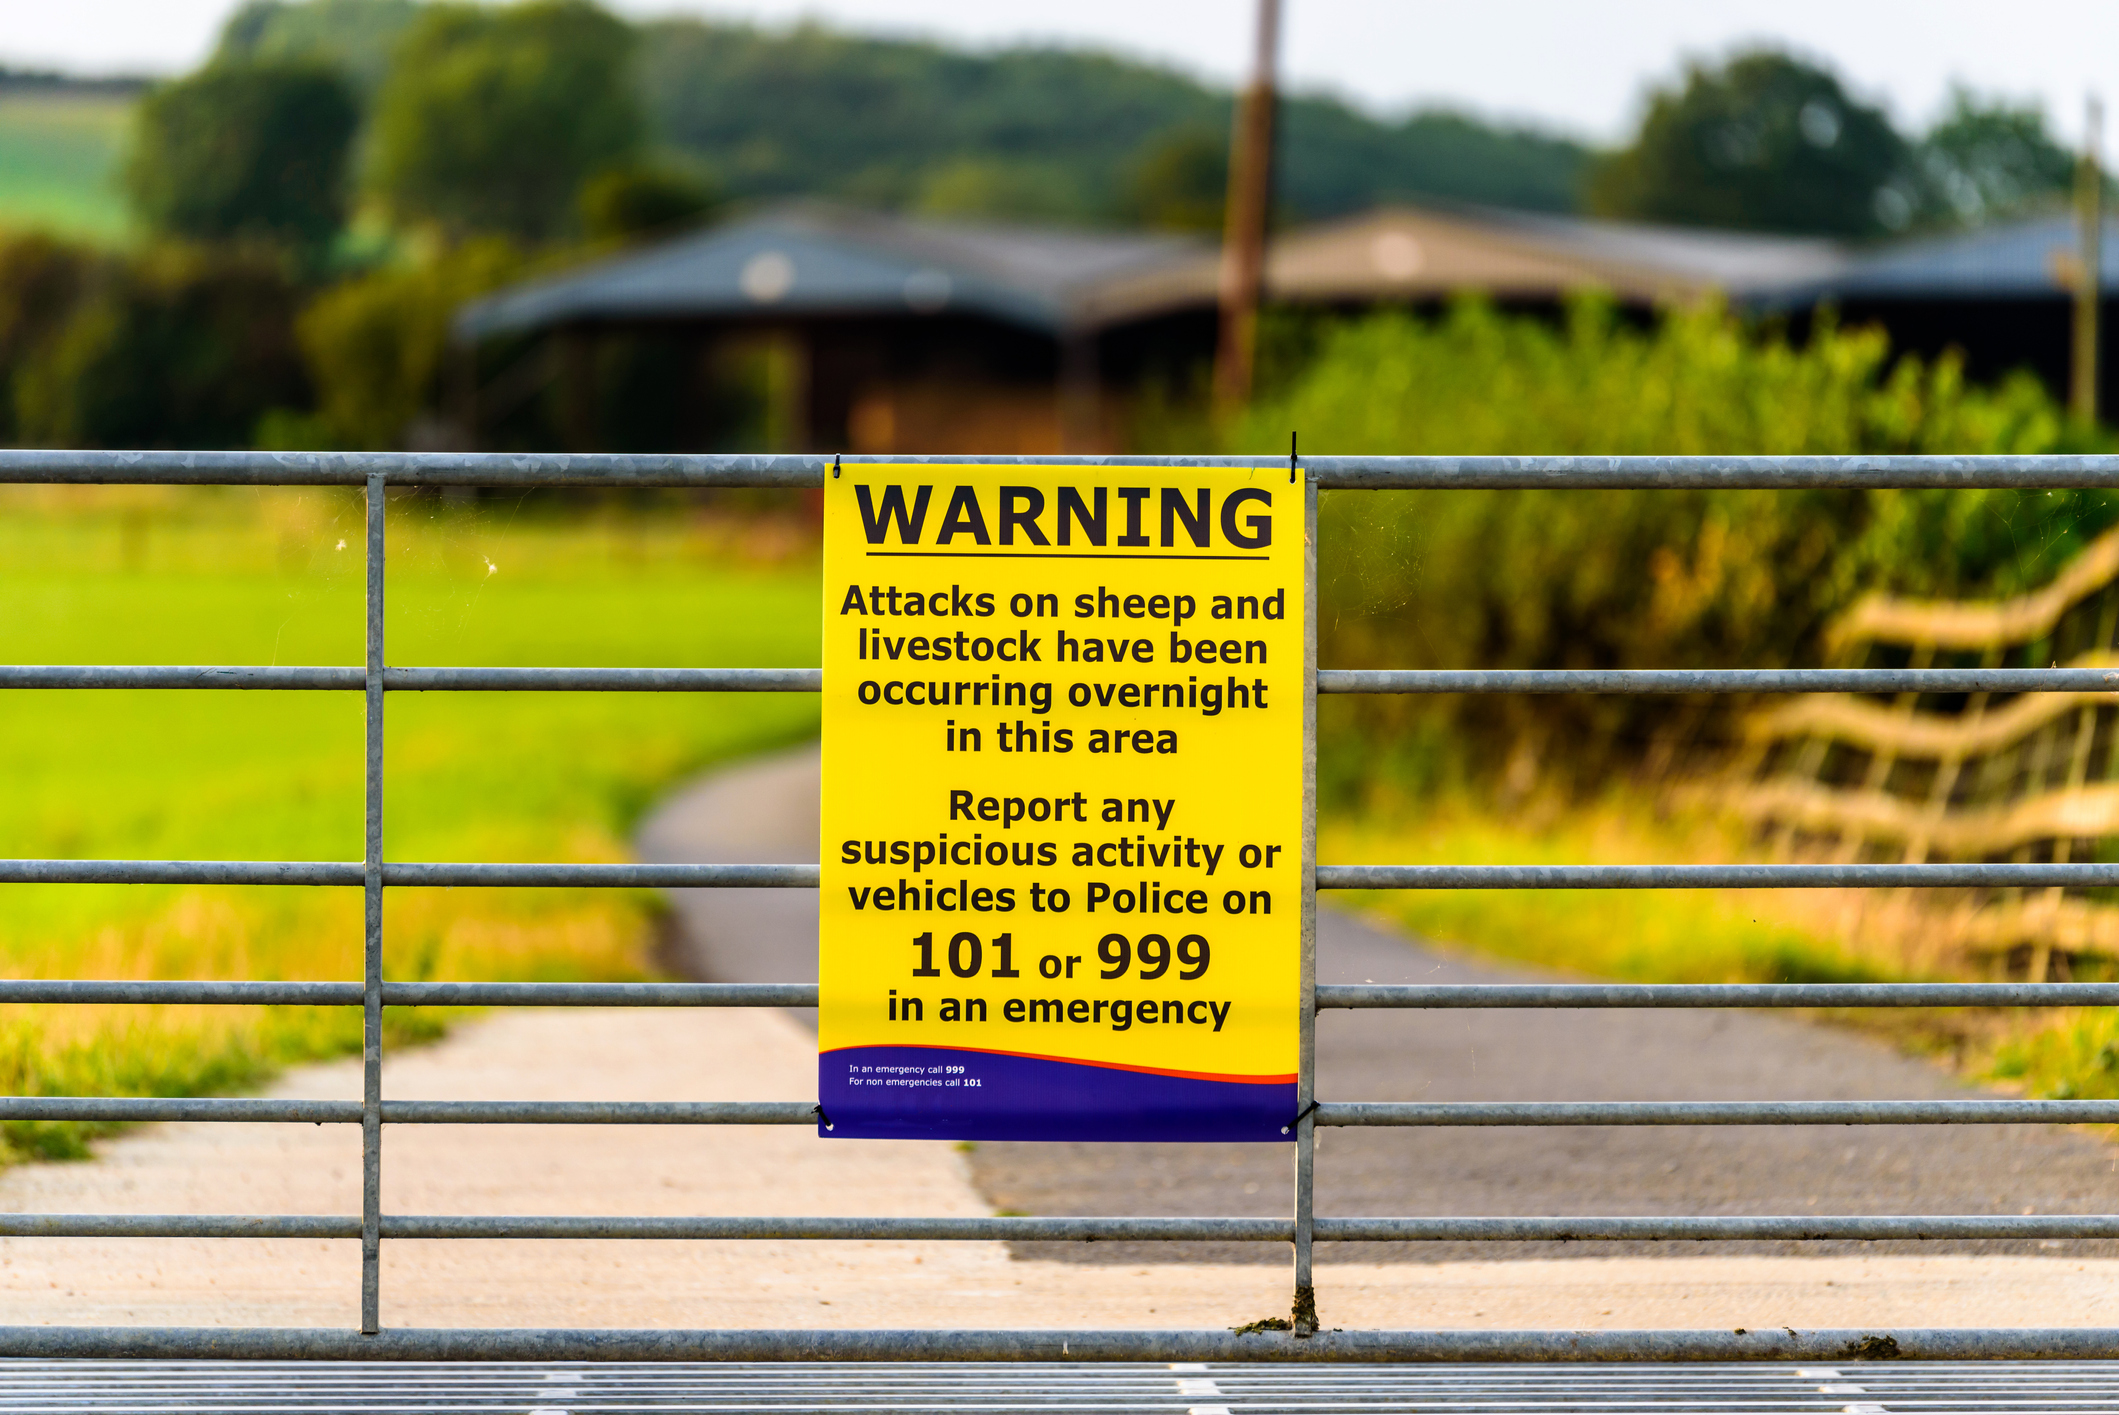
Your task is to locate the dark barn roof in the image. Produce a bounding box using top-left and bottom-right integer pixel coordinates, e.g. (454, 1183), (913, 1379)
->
(458, 200), (1864, 352)
(454, 204), (1205, 343)
(1759, 213), (2119, 308)
(1475, 208), (1847, 295)
(1739, 212), (2119, 413)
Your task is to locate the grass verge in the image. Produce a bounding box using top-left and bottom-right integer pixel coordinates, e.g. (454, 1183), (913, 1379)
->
(1322, 798), (1889, 986)
(1323, 793), (2119, 1099)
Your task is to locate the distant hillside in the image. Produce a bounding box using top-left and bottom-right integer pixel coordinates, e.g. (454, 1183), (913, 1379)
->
(0, 67), (149, 98)
(216, 2), (1593, 226)
(640, 19), (1591, 221)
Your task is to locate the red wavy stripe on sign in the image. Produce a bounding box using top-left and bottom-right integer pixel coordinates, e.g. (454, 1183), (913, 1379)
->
(823, 1043), (1294, 1087)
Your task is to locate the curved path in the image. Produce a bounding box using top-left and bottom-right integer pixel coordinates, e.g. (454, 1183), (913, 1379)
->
(640, 746), (822, 1001)
(640, 744), (2119, 1266)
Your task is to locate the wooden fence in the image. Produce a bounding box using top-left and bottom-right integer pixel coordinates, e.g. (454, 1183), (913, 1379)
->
(1734, 528), (2119, 979)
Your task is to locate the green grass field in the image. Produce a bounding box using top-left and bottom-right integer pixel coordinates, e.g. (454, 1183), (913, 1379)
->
(0, 93), (132, 243)
(0, 487), (819, 1161)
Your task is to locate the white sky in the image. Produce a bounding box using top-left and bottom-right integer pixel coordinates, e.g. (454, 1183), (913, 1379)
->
(5, 0), (2116, 145)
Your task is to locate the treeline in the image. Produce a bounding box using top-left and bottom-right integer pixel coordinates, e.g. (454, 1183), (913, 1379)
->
(216, 0), (1592, 232)
(0, 0), (1596, 452)
(0, 0), (2095, 456)
(205, 4), (2086, 241)
(629, 24), (1589, 225)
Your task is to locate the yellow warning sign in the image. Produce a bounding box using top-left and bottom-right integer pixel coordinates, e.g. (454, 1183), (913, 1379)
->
(818, 463), (1306, 1140)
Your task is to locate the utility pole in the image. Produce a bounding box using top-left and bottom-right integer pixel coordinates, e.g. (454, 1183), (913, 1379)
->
(1213, 0), (1281, 413)
(2074, 94), (2103, 425)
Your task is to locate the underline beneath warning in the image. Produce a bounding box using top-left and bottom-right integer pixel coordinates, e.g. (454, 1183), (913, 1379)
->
(865, 551), (1270, 561)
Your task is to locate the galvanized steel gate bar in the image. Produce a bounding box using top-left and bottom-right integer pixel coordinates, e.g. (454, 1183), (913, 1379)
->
(9, 1357), (2119, 1406)
(4, 450), (2119, 1363)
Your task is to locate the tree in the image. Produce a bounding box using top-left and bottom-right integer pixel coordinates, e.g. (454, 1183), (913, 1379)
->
(1916, 88), (2076, 226)
(1123, 127), (1226, 232)
(1588, 50), (1913, 237)
(368, 0), (643, 242)
(215, 0), (423, 98)
(124, 61), (360, 262)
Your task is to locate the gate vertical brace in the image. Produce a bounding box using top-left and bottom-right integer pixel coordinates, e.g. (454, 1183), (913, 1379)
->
(361, 474), (385, 1335)
(1291, 463), (1318, 1334)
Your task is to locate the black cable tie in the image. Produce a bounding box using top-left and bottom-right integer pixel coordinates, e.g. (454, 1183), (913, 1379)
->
(1288, 430), (1298, 483)
(813, 1104), (834, 1130)
(1280, 1099), (1319, 1134)
(832, 453), (841, 480)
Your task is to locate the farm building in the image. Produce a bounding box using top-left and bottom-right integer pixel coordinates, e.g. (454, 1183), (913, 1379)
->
(451, 201), (1844, 455)
(1758, 212), (2119, 411)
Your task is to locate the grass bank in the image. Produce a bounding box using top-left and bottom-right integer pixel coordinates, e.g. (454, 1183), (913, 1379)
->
(0, 486), (819, 1162)
(1325, 795), (2119, 1100)
(1323, 801), (1885, 988)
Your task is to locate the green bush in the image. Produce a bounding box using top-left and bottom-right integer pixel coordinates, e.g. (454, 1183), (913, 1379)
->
(0, 232), (102, 442)
(293, 238), (521, 449)
(124, 60), (360, 265)
(1223, 298), (2084, 794)
(14, 245), (308, 450)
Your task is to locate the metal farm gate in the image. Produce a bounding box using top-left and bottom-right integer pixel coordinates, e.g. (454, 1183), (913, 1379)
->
(4, 449), (2119, 1364)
